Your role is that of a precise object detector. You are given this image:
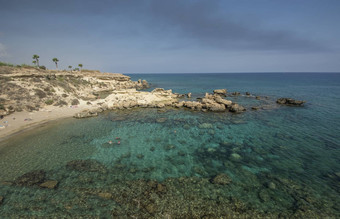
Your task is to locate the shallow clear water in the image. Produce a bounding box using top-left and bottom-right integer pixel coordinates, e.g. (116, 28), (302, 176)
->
(0, 73), (339, 217)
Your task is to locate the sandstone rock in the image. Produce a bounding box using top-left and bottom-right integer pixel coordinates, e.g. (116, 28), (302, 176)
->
(213, 89), (227, 96)
(39, 180), (58, 189)
(211, 173), (232, 185)
(174, 102), (184, 108)
(201, 98), (215, 105)
(74, 109), (98, 118)
(229, 104), (246, 113)
(183, 101), (202, 110)
(14, 170), (46, 186)
(66, 159), (107, 173)
(187, 92), (192, 98)
(276, 98), (305, 106)
(156, 103), (165, 108)
(142, 80), (149, 88)
(214, 96), (232, 106)
(207, 103), (226, 112)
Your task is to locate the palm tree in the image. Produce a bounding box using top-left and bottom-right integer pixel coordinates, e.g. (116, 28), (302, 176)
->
(32, 54), (40, 67)
(68, 65), (72, 72)
(32, 60), (37, 66)
(52, 58), (59, 70)
(78, 64), (83, 72)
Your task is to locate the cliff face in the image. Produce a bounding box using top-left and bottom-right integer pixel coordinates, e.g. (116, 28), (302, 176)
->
(0, 66), (149, 116)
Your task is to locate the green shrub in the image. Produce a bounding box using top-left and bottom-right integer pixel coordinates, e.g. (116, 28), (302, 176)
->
(0, 62), (14, 67)
(45, 99), (54, 105)
(39, 65), (47, 70)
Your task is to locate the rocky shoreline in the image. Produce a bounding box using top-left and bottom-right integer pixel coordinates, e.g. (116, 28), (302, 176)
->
(0, 65), (305, 136)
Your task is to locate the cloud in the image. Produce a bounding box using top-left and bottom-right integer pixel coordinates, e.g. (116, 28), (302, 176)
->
(0, 0), (327, 52)
(0, 43), (8, 58)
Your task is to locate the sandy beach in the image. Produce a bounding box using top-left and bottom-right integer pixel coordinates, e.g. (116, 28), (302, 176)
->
(0, 105), (91, 141)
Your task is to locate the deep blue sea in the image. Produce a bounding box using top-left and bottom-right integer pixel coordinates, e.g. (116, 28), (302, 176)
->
(0, 73), (339, 217)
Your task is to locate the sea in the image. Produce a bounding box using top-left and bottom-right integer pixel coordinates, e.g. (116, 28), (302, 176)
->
(0, 73), (339, 217)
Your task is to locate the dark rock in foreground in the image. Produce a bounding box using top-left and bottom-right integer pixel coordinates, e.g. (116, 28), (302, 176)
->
(14, 170), (46, 186)
(66, 159), (107, 173)
(276, 98), (305, 106)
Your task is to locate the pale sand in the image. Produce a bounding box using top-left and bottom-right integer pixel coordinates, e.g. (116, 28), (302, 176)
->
(0, 104), (92, 141)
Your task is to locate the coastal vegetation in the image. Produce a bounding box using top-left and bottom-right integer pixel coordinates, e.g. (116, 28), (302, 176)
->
(52, 58), (59, 70)
(32, 54), (39, 67)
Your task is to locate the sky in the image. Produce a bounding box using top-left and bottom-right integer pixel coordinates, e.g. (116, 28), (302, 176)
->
(0, 0), (340, 73)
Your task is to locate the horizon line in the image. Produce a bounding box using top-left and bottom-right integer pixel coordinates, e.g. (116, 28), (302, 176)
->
(124, 72), (340, 74)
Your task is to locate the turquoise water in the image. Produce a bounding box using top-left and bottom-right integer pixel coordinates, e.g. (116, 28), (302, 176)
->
(0, 73), (339, 217)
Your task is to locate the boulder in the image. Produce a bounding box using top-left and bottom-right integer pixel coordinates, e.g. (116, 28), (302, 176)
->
(206, 103), (226, 112)
(201, 98), (215, 105)
(211, 173), (232, 185)
(14, 170), (46, 186)
(174, 102), (184, 108)
(183, 101), (202, 110)
(214, 96), (232, 106)
(187, 92), (192, 98)
(213, 89), (227, 96)
(74, 109), (98, 118)
(231, 92), (240, 96)
(276, 98), (305, 106)
(229, 103), (246, 113)
(246, 92), (251, 95)
(142, 80), (149, 88)
(39, 180), (58, 189)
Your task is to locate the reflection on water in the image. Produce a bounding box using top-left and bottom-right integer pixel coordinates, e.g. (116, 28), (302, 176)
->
(0, 106), (339, 217)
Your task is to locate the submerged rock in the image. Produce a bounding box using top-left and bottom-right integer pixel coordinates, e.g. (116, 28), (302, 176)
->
(14, 170), (46, 186)
(66, 159), (107, 173)
(136, 154), (144, 159)
(156, 117), (167, 123)
(198, 123), (213, 129)
(97, 192), (113, 199)
(0, 196), (3, 205)
(229, 103), (246, 113)
(230, 153), (242, 161)
(211, 173), (232, 185)
(39, 180), (59, 189)
(276, 98), (305, 106)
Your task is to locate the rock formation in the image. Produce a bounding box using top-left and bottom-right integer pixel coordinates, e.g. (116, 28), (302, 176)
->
(276, 98), (305, 106)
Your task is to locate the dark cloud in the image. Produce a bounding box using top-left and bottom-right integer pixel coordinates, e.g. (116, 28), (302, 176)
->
(0, 0), (327, 51)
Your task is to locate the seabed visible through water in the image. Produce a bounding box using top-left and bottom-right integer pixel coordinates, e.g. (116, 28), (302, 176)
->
(0, 104), (339, 217)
